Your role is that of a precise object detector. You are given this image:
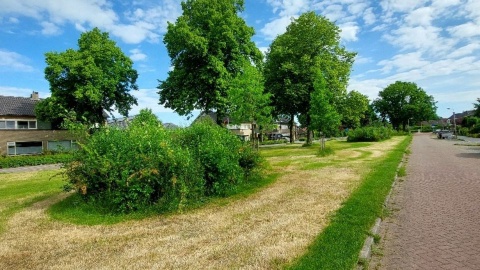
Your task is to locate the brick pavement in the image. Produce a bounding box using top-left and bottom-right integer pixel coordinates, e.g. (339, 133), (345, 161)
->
(372, 133), (480, 270)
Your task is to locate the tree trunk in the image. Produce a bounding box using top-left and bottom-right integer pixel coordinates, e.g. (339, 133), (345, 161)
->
(306, 114), (313, 145)
(289, 114), (294, 143)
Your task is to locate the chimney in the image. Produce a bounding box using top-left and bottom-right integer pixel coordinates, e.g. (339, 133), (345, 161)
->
(31, 91), (39, 100)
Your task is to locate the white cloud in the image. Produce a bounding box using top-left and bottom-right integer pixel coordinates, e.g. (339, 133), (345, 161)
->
(260, 16), (295, 41)
(266, 0), (309, 17)
(8, 17), (19, 23)
(40, 21), (61, 35)
(380, 0), (429, 14)
(464, 0), (480, 23)
(321, 4), (347, 22)
(405, 7), (433, 26)
(347, 2), (368, 14)
(339, 22), (359, 42)
(378, 52), (429, 73)
(362, 7), (376, 25)
(129, 48), (147, 61)
(384, 25), (447, 53)
(448, 43), (480, 58)
(447, 22), (480, 39)
(354, 55), (373, 65)
(129, 88), (174, 115)
(0, 49), (34, 72)
(0, 0), (181, 44)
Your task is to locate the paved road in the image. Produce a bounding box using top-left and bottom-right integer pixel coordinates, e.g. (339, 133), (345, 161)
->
(374, 133), (480, 270)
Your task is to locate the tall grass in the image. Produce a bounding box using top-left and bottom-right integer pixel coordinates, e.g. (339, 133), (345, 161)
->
(287, 135), (411, 270)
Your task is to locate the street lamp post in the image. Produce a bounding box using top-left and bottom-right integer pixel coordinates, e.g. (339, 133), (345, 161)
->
(447, 108), (457, 138)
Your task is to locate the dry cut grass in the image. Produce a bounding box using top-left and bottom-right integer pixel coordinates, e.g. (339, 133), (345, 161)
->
(0, 137), (404, 270)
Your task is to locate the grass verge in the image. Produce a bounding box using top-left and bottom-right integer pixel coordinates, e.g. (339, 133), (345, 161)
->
(287, 135), (411, 270)
(0, 170), (64, 234)
(49, 171), (280, 225)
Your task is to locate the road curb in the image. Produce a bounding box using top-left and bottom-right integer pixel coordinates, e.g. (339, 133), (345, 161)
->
(357, 146), (409, 269)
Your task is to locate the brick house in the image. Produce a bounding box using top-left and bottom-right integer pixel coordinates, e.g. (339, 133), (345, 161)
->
(0, 92), (76, 156)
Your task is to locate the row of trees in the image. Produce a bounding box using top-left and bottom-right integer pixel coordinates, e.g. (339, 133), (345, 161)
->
(158, 1), (364, 145)
(36, 0), (438, 141)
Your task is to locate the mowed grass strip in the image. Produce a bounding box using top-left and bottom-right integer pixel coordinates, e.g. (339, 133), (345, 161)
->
(287, 135), (412, 270)
(0, 170), (64, 234)
(1, 137), (406, 269)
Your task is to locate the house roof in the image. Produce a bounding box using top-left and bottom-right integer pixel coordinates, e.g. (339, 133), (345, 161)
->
(0, 95), (39, 117)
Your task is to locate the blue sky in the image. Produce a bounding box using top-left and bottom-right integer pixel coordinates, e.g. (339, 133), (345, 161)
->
(1, 0), (479, 125)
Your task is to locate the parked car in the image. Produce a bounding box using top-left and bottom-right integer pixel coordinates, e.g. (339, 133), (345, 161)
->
(268, 133), (288, 141)
(437, 130), (453, 139)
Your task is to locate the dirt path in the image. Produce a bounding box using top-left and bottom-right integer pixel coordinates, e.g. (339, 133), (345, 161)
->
(371, 133), (480, 269)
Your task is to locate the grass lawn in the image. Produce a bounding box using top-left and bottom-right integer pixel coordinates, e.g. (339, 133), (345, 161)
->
(0, 136), (410, 269)
(0, 170), (64, 234)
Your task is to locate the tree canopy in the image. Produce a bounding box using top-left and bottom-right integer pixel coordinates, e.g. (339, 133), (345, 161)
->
(36, 27), (138, 128)
(264, 11), (355, 144)
(339, 90), (370, 129)
(372, 81), (437, 130)
(226, 59), (273, 133)
(158, 0), (262, 122)
(474, 98), (480, 117)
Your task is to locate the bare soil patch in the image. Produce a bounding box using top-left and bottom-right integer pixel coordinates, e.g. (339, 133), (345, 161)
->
(0, 138), (403, 269)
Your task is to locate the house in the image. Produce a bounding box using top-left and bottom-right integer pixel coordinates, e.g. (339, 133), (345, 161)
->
(266, 116), (298, 141)
(0, 92), (76, 156)
(107, 116), (179, 129)
(194, 112), (254, 141)
(447, 110), (474, 126)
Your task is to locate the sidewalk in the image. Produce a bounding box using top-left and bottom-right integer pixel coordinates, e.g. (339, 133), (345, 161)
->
(0, 164), (61, 174)
(372, 133), (480, 269)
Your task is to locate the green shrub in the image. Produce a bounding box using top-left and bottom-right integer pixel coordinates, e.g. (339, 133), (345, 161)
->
(347, 126), (393, 142)
(0, 153), (72, 169)
(173, 119), (245, 196)
(238, 146), (263, 177)
(65, 109), (204, 213)
(64, 111), (263, 213)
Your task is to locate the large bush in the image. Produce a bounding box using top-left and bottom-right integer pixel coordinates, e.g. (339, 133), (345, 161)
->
(173, 119), (251, 196)
(65, 110), (263, 213)
(347, 126), (393, 142)
(65, 110), (204, 213)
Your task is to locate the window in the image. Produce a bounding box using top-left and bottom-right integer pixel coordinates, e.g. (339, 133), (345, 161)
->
(47, 140), (78, 152)
(0, 120), (37, 129)
(7, 142), (15, 155)
(6, 121), (15, 129)
(7, 141), (43, 155)
(17, 121), (28, 129)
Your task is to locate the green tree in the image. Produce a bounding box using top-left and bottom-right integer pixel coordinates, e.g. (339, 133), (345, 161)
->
(226, 59), (273, 147)
(474, 98), (480, 117)
(264, 12), (355, 144)
(339, 90), (370, 129)
(360, 103), (380, 127)
(36, 27), (138, 128)
(308, 74), (341, 148)
(158, 0), (262, 122)
(372, 81), (437, 131)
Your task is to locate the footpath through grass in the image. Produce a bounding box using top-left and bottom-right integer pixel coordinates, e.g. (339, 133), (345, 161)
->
(287, 135), (411, 270)
(0, 170), (64, 234)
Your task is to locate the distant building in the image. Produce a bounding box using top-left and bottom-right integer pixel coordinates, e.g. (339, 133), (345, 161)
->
(107, 116), (179, 129)
(0, 92), (76, 156)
